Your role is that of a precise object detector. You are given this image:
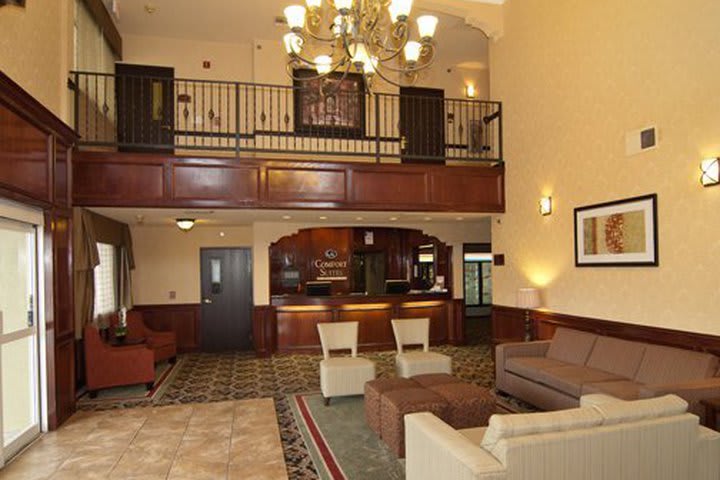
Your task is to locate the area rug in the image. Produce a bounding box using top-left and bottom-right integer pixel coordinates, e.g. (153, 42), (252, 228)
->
(77, 358), (183, 405)
(289, 393), (404, 480)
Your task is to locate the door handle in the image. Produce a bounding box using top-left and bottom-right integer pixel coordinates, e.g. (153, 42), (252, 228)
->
(400, 136), (407, 150)
(203, 298), (213, 304)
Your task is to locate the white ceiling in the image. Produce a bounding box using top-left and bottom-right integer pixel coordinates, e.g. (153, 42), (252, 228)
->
(115, 0), (489, 69)
(90, 207), (490, 227)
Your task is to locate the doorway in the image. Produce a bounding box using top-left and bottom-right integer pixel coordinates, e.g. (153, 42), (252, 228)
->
(463, 243), (493, 344)
(399, 87), (445, 164)
(200, 248), (253, 352)
(0, 211), (43, 466)
(116, 63), (175, 153)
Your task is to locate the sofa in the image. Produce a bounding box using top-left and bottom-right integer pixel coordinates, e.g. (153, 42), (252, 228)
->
(495, 327), (720, 422)
(405, 394), (720, 480)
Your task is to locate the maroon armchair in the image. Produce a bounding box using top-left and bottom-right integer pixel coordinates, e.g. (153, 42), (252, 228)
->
(84, 324), (155, 398)
(111, 310), (177, 364)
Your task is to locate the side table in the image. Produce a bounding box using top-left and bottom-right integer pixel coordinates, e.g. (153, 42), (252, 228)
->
(701, 398), (720, 431)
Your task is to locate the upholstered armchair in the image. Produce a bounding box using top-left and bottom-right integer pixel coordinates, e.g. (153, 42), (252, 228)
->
(84, 324), (155, 398)
(111, 310), (177, 363)
(317, 321), (376, 406)
(391, 318), (452, 378)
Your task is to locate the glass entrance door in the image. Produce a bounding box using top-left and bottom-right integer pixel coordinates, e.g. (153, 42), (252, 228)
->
(0, 218), (41, 464)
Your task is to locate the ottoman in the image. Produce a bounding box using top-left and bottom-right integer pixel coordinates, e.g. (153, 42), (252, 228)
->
(364, 377), (418, 435)
(429, 382), (496, 429)
(380, 387), (448, 458)
(411, 373), (463, 388)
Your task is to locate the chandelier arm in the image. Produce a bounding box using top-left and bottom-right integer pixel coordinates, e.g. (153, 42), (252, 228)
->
(303, 27), (338, 43)
(372, 62), (410, 89)
(284, 58), (349, 83)
(374, 25), (411, 63)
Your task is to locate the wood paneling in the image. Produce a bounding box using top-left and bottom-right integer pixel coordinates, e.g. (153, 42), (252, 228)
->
(173, 164), (260, 202)
(491, 305), (527, 344)
(253, 305), (277, 358)
(398, 301), (449, 344)
(133, 304), (201, 353)
(350, 170), (427, 205)
(276, 308), (333, 352)
(337, 306), (395, 348)
(54, 145), (70, 207)
(73, 151), (505, 212)
(266, 167), (346, 202)
(0, 104), (51, 204)
(73, 162), (164, 203)
(54, 338), (75, 426)
(53, 211), (74, 338)
(492, 305), (720, 358)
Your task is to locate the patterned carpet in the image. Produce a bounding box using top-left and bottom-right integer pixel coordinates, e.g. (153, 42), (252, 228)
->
(77, 319), (496, 479)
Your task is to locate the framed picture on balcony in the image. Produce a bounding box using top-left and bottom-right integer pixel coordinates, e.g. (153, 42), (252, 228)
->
(574, 194), (658, 267)
(293, 69), (365, 139)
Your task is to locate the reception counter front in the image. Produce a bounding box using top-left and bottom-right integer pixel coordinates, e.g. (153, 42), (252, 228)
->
(270, 293), (463, 354)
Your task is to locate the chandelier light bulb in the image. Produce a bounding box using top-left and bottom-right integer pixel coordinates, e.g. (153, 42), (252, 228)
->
(417, 15), (438, 40)
(306, 0), (322, 8)
(284, 5), (307, 31)
(351, 41), (370, 67)
(283, 33), (303, 55)
(334, 0), (353, 15)
(315, 55), (333, 74)
(389, 0), (412, 22)
(404, 41), (422, 64)
(364, 56), (378, 75)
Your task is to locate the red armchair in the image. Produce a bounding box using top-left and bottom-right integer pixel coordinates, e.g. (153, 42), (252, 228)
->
(84, 324), (155, 398)
(111, 310), (177, 364)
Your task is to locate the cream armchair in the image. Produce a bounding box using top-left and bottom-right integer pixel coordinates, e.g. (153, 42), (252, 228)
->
(317, 321), (375, 406)
(391, 318), (451, 378)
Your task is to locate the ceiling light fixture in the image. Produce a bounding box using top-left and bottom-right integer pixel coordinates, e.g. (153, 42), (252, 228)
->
(282, 0), (438, 91)
(176, 218), (195, 232)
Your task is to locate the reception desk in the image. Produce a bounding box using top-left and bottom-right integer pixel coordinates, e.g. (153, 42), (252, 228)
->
(269, 293), (463, 354)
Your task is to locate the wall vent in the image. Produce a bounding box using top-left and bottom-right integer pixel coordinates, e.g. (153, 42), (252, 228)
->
(626, 125), (658, 156)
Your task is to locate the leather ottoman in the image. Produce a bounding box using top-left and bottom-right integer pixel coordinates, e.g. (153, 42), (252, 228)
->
(364, 377), (418, 435)
(429, 382), (496, 429)
(380, 387), (448, 458)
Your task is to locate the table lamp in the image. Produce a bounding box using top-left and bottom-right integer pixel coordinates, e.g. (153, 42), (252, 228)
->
(517, 288), (541, 341)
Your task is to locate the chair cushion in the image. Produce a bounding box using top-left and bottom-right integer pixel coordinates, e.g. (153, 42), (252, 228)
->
(546, 328), (598, 366)
(320, 357), (375, 398)
(480, 406), (603, 450)
(581, 380), (644, 400)
(585, 336), (647, 379)
(590, 394), (688, 425)
(321, 357), (374, 371)
(396, 352), (451, 378)
(505, 357), (569, 380)
(535, 365), (623, 397)
(634, 344), (719, 385)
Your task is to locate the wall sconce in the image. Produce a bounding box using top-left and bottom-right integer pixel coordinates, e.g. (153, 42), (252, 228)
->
(465, 84), (477, 99)
(701, 158), (719, 186)
(539, 196), (552, 215)
(176, 218), (195, 232)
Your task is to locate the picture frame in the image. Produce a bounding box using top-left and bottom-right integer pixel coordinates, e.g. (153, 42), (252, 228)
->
(293, 69), (365, 139)
(574, 194), (658, 267)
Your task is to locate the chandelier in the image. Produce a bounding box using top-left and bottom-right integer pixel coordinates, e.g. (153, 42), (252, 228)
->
(282, 0), (438, 90)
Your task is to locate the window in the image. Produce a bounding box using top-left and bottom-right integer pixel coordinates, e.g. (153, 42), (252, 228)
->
(464, 252), (493, 307)
(93, 242), (118, 316)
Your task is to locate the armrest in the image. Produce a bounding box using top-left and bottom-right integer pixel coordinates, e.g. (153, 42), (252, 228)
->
(495, 340), (552, 362)
(405, 412), (506, 480)
(639, 377), (720, 403)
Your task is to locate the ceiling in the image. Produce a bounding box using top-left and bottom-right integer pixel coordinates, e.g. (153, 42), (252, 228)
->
(90, 207), (490, 227)
(115, 0), (489, 69)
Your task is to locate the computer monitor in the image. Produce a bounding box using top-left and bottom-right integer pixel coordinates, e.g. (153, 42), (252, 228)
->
(306, 281), (332, 296)
(385, 279), (410, 295)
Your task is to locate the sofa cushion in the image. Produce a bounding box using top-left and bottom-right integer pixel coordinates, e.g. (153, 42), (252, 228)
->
(535, 365), (623, 397)
(581, 380), (644, 400)
(545, 328), (598, 366)
(480, 406), (603, 450)
(505, 357), (569, 380)
(586, 336), (646, 379)
(634, 345), (719, 385)
(590, 394), (688, 425)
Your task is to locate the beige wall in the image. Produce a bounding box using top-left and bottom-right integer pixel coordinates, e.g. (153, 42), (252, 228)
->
(131, 219), (491, 306)
(0, 0), (73, 122)
(490, 0), (720, 335)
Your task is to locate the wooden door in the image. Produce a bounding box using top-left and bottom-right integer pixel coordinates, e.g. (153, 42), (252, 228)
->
(115, 63), (175, 153)
(399, 87), (445, 164)
(200, 248), (253, 351)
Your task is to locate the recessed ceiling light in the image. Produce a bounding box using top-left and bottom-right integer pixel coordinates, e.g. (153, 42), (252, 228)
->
(219, 232), (225, 237)
(355, 216), (364, 221)
(144, 3), (157, 14)
(319, 216), (328, 220)
(389, 217), (398, 221)
(456, 216), (464, 221)
(424, 217), (432, 221)
(282, 215), (292, 220)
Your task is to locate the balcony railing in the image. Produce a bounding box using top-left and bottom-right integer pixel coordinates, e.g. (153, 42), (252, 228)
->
(70, 71), (502, 164)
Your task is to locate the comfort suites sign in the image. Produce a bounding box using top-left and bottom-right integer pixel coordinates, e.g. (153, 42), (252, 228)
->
(313, 248), (348, 280)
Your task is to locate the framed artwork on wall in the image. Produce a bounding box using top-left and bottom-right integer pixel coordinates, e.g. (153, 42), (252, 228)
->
(574, 194), (658, 267)
(293, 69), (365, 139)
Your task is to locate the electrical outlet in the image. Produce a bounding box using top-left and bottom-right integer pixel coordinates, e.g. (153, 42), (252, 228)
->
(168, 291), (176, 300)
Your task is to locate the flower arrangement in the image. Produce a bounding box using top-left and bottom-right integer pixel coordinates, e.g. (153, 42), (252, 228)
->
(115, 307), (128, 340)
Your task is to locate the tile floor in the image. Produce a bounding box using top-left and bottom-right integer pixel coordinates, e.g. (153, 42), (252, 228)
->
(0, 399), (287, 480)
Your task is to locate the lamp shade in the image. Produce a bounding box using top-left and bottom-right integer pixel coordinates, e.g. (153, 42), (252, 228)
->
(306, 0), (322, 8)
(176, 218), (195, 232)
(404, 41), (422, 64)
(517, 288), (541, 309)
(417, 15), (438, 40)
(314, 55), (333, 74)
(334, 0), (353, 13)
(283, 33), (303, 55)
(284, 5), (307, 30)
(389, 0), (412, 21)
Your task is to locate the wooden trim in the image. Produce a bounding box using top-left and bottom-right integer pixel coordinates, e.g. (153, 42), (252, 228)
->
(492, 305), (720, 357)
(252, 305), (277, 358)
(80, 0), (122, 60)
